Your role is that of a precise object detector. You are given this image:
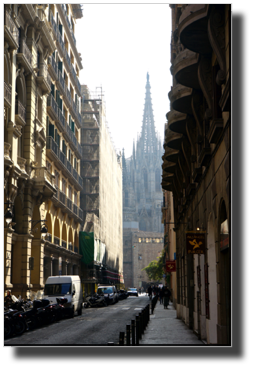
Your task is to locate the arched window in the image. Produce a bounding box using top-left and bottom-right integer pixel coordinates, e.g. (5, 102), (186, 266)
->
(155, 169), (161, 191)
(143, 169), (148, 191)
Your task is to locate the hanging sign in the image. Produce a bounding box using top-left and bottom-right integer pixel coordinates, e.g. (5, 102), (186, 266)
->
(186, 231), (206, 254)
(166, 260), (176, 272)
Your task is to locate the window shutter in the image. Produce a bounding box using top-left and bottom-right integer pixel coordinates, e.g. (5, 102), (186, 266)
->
(71, 120), (75, 133)
(51, 83), (55, 97)
(59, 23), (63, 36)
(56, 90), (60, 107)
(59, 97), (63, 111)
(68, 149), (71, 162)
(58, 61), (63, 73)
(49, 123), (54, 139)
(46, 116), (49, 136)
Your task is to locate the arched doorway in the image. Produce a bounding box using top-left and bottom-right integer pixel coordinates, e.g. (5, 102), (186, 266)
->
(218, 199), (230, 345)
(54, 218), (60, 245)
(62, 223), (67, 249)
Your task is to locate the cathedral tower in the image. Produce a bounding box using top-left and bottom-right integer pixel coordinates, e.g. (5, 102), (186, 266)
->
(122, 73), (164, 288)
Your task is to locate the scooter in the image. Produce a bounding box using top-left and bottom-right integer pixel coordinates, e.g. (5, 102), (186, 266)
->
(4, 308), (27, 339)
(84, 293), (107, 308)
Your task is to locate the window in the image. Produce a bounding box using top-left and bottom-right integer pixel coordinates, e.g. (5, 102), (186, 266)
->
(62, 178), (66, 193)
(143, 169), (148, 191)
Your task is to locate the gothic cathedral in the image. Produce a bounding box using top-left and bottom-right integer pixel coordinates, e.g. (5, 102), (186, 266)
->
(122, 73), (164, 289)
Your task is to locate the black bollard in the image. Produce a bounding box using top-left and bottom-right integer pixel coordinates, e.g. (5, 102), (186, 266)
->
(126, 324), (130, 345)
(119, 331), (125, 345)
(136, 315), (140, 345)
(131, 320), (135, 345)
(139, 311), (143, 338)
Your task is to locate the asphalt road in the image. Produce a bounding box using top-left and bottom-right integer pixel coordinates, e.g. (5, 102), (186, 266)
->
(4, 294), (150, 346)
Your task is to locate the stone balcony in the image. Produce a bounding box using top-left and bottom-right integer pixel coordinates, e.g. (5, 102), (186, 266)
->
(179, 4), (212, 55)
(4, 10), (19, 49)
(15, 99), (26, 126)
(16, 39), (33, 74)
(31, 166), (56, 199)
(167, 109), (187, 136)
(36, 62), (51, 95)
(171, 83), (193, 115)
(173, 48), (200, 90)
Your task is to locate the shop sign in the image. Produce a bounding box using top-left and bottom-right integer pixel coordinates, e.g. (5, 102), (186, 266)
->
(186, 231), (206, 254)
(166, 260), (176, 272)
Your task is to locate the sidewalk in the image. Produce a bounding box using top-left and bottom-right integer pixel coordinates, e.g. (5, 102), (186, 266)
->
(140, 299), (204, 345)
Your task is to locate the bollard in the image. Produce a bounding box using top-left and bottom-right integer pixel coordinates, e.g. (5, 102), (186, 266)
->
(131, 320), (135, 345)
(119, 331), (125, 345)
(147, 304), (150, 323)
(139, 311), (143, 338)
(136, 315), (140, 345)
(126, 324), (131, 345)
(143, 307), (147, 331)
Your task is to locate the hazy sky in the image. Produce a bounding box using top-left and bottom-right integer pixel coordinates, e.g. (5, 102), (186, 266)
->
(75, 3), (171, 158)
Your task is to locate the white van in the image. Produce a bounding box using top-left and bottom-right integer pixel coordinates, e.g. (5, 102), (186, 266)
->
(44, 275), (83, 317)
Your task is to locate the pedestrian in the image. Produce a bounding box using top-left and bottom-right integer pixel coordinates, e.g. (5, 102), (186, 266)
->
(163, 286), (171, 309)
(4, 289), (12, 307)
(158, 286), (163, 304)
(148, 285), (152, 300)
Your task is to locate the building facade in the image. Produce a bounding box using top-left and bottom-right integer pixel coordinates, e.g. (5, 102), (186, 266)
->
(123, 73), (164, 289)
(80, 85), (123, 294)
(162, 4), (231, 345)
(4, 4), (84, 299)
(44, 4), (83, 283)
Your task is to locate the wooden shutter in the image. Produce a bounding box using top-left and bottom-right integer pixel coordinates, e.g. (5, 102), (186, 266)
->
(49, 123), (54, 138)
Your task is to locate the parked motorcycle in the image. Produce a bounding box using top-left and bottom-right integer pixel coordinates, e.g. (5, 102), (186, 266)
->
(4, 308), (27, 339)
(118, 290), (128, 300)
(84, 293), (107, 308)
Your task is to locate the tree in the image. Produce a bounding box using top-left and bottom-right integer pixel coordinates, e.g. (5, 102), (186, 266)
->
(142, 251), (165, 281)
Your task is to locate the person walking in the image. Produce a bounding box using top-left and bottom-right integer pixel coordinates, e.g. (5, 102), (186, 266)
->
(148, 285), (153, 300)
(158, 286), (163, 304)
(163, 286), (171, 309)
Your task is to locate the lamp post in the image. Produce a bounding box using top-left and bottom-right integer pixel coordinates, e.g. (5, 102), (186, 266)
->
(29, 219), (48, 238)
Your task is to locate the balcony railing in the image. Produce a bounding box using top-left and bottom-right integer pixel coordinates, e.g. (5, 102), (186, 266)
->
(4, 81), (11, 106)
(47, 136), (83, 190)
(62, 240), (67, 249)
(68, 243), (73, 251)
(15, 99), (26, 124)
(19, 39), (33, 66)
(54, 236), (60, 245)
(48, 54), (58, 79)
(47, 94), (59, 119)
(37, 62), (51, 93)
(49, 10), (58, 38)
(67, 197), (72, 211)
(5, 10), (19, 47)
(59, 190), (66, 205)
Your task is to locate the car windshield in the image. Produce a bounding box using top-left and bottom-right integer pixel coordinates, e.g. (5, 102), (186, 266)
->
(44, 283), (71, 296)
(97, 287), (113, 295)
(129, 288), (137, 291)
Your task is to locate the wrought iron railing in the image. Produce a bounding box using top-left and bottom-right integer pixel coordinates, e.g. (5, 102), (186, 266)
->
(19, 39), (33, 66)
(4, 81), (11, 106)
(5, 11), (19, 45)
(15, 99), (26, 123)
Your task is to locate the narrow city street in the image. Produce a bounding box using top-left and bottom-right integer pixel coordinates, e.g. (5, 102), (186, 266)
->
(4, 295), (149, 346)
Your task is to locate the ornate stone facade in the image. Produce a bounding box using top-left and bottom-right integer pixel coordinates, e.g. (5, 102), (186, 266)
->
(162, 4), (231, 345)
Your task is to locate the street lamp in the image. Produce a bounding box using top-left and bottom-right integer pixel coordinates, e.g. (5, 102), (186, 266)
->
(4, 208), (13, 226)
(29, 219), (48, 238)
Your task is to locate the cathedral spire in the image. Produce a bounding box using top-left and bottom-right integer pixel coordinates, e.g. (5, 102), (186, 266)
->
(139, 73), (157, 155)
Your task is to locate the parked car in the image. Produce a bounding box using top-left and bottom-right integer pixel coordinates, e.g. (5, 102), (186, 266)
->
(97, 285), (118, 304)
(127, 288), (138, 297)
(118, 289), (128, 300)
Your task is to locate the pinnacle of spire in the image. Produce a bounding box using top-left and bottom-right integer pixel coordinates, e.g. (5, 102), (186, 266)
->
(139, 73), (157, 155)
